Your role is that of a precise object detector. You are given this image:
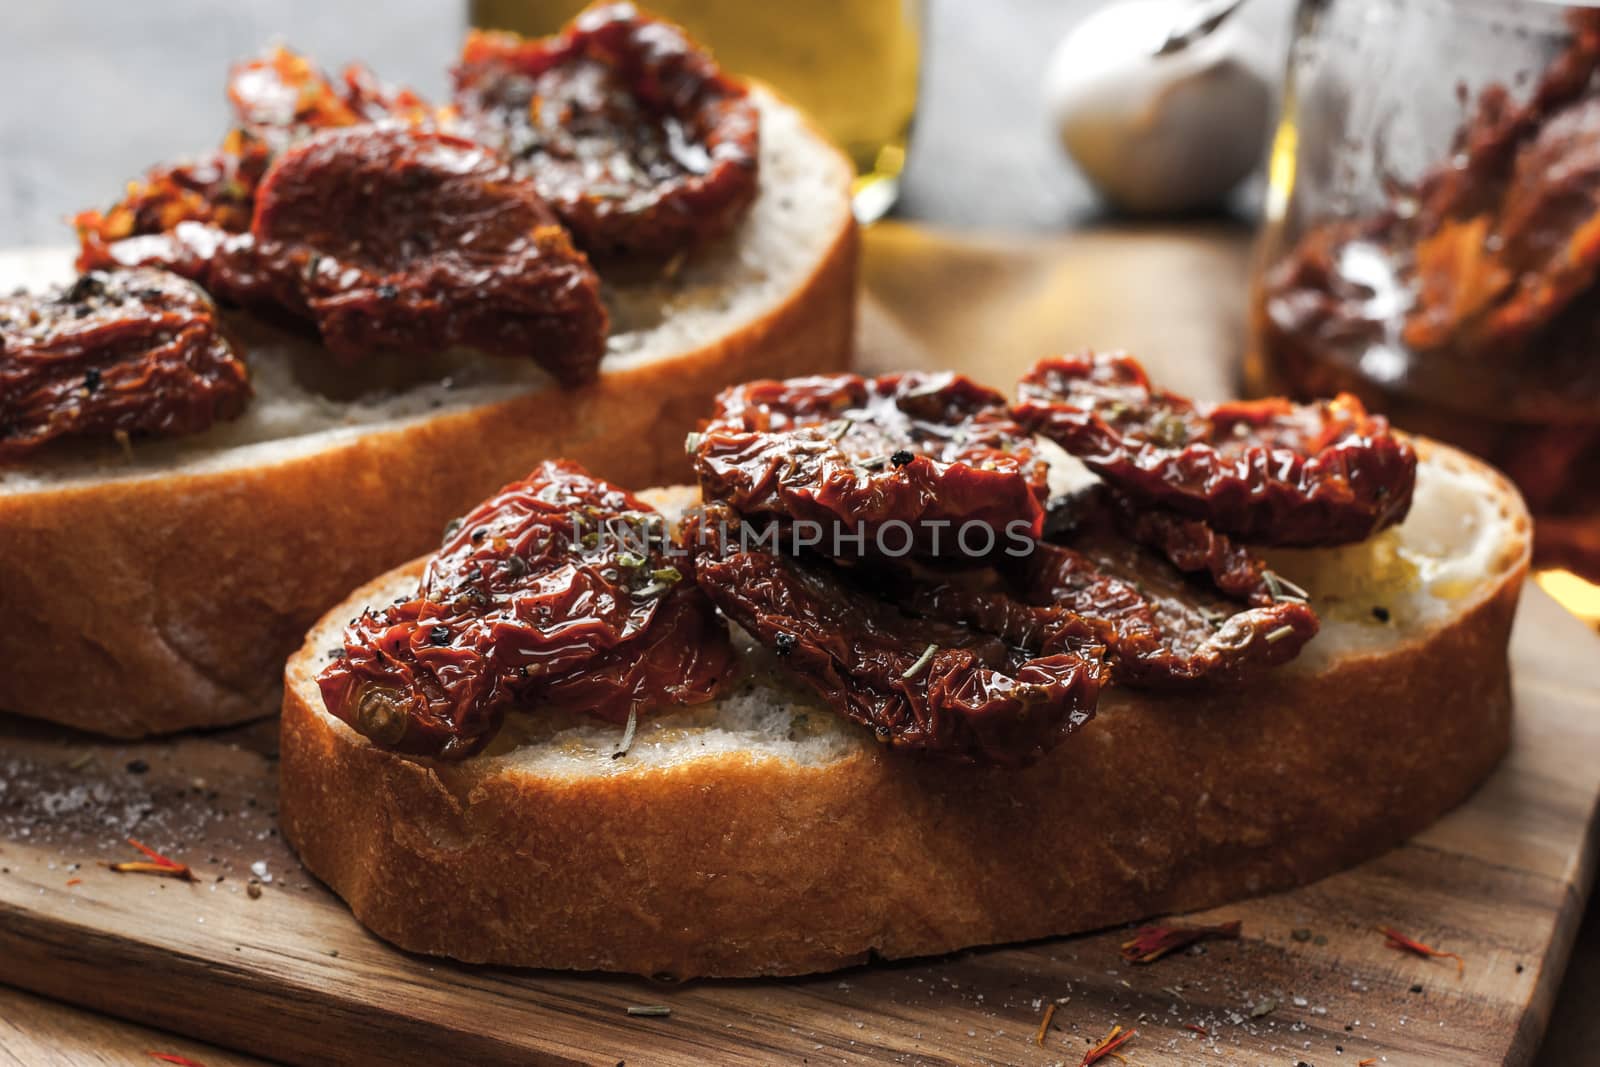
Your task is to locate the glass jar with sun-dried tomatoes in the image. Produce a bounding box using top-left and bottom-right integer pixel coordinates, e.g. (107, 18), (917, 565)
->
(1249, 0), (1600, 596)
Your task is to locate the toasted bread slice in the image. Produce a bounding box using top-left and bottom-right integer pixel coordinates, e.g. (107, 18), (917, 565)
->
(0, 89), (856, 738)
(279, 440), (1529, 978)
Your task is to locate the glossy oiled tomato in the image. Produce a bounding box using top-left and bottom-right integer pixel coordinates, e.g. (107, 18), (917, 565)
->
(0, 269), (250, 459)
(694, 372), (1050, 561)
(318, 460), (731, 759)
(686, 503), (1106, 766)
(452, 3), (759, 261)
(84, 126), (608, 386)
(1014, 351), (1417, 546)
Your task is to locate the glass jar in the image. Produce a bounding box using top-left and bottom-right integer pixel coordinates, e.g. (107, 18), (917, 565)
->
(1248, 0), (1600, 589)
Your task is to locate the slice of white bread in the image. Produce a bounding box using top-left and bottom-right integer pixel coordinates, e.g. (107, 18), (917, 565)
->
(279, 439), (1530, 978)
(0, 89), (856, 738)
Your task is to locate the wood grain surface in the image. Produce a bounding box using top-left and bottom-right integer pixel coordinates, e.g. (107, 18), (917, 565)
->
(0, 984), (266, 1067)
(0, 585), (1595, 1067)
(1, 225), (1597, 1066)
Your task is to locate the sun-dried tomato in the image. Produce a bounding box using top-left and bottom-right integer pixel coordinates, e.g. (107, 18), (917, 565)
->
(93, 126), (609, 386)
(1412, 9), (1600, 238)
(228, 45), (434, 148)
(452, 4), (760, 261)
(693, 372), (1049, 560)
(0, 269), (250, 459)
(318, 460), (731, 759)
(1045, 487), (1318, 684)
(1013, 352), (1416, 546)
(71, 49), (607, 377)
(686, 503), (1105, 766)
(76, 46), (429, 264)
(1104, 495), (1271, 604)
(858, 488), (1316, 690)
(1262, 11), (1600, 370)
(255, 125), (605, 378)
(1405, 11), (1600, 356)
(74, 129), (272, 260)
(1412, 94), (1600, 354)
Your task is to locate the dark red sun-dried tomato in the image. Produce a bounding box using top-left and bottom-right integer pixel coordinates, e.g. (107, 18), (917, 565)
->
(251, 125), (607, 379)
(72, 50), (606, 377)
(1039, 539), (1317, 685)
(76, 46), (430, 266)
(0, 269), (250, 459)
(1411, 9), (1600, 238)
(452, 3), (760, 261)
(687, 503), (1105, 766)
(1045, 487), (1318, 684)
(861, 493), (1316, 690)
(693, 372), (1050, 560)
(94, 126), (608, 385)
(318, 460), (731, 759)
(74, 128), (273, 262)
(228, 45), (434, 148)
(1014, 352), (1417, 546)
(1091, 491), (1273, 604)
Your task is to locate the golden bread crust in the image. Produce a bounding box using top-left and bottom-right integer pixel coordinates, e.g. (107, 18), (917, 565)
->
(279, 442), (1530, 978)
(0, 131), (857, 739)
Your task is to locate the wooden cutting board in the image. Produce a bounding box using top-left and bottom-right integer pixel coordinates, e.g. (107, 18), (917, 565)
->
(0, 585), (1594, 1067)
(2, 228), (1598, 1066)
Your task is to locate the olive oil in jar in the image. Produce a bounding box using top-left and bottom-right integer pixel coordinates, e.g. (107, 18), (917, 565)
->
(469, 0), (920, 220)
(1248, 0), (1600, 624)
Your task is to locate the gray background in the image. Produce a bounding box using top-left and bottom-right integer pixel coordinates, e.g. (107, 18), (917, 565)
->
(0, 0), (1293, 243)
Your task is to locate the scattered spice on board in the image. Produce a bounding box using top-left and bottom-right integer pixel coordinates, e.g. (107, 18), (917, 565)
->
(146, 1054), (208, 1066)
(106, 838), (195, 882)
(1035, 1002), (1058, 1046)
(65, 878), (81, 887)
(625, 1005), (671, 1017)
(1080, 1024), (1136, 1065)
(1184, 1024), (1209, 1037)
(1249, 998), (1277, 1019)
(1120, 919), (1241, 963)
(1359, 1059), (1378, 1066)
(1379, 925), (1465, 976)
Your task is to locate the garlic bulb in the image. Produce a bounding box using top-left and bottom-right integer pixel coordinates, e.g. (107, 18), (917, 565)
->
(1044, 0), (1273, 215)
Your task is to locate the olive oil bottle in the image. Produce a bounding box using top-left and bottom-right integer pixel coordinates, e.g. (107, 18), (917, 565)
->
(469, 0), (920, 220)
